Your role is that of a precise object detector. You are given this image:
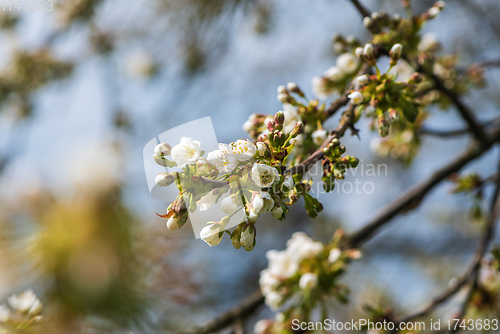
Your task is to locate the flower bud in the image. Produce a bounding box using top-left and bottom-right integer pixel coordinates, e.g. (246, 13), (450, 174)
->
(348, 91), (363, 105)
(256, 142), (267, 156)
(427, 6), (441, 19)
(389, 43), (403, 63)
(391, 14), (402, 28)
(363, 17), (375, 31)
(355, 47), (364, 59)
(356, 74), (369, 86)
(274, 111), (285, 127)
(155, 173), (176, 187)
(240, 224), (256, 252)
(154, 143), (171, 156)
(277, 85), (287, 94)
(221, 195), (239, 214)
(378, 116), (390, 137)
(363, 43), (375, 62)
(289, 122), (303, 138)
(231, 228), (242, 249)
(200, 223), (224, 246)
(287, 82), (304, 97)
(277, 93), (294, 103)
(272, 206), (284, 219)
(435, 1), (445, 10)
(282, 175), (294, 192)
(166, 217), (179, 231)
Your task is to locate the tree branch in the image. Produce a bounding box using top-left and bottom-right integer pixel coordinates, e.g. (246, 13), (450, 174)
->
(420, 67), (490, 146)
(396, 153), (500, 325)
(345, 124), (500, 249)
(347, 0), (372, 18)
(178, 290), (264, 334)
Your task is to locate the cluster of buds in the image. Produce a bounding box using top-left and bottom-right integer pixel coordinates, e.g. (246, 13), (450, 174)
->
(362, 10), (398, 33)
(153, 134), (301, 251)
(321, 139), (359, 192)
(332, 34), (361, 55)
(259, 232), (361, 323)
(0, 290), (43, 332)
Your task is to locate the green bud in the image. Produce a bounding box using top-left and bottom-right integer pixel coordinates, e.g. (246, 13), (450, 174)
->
(289, 122), (303, 138)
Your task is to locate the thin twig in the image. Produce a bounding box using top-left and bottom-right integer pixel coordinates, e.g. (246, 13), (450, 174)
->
(396, 153), (500, 326)
(345, 124), (500, 250)
(347, 0), (372, 18)
(178, 290), (264, 334)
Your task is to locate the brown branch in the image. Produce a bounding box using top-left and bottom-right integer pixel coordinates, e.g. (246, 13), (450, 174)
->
(347, 0), (372, 18)
(419, 115), (500, 137)
(345, 124), (500, 250)
(285, 104), (355, 176)
(476, 59), (500, 68)
(178, 290), (264, 334)
(396, 155), (500, 326)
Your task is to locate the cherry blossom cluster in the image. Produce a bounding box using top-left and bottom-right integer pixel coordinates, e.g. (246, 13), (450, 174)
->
(153, 135), (297, 251)
(0, 290), (43, 332)
(257, 232), (361, 330)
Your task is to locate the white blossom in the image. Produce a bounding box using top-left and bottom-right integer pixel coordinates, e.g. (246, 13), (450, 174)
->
(170, 137), (202, 167)
(8, 290), (38, 313)
(337, 53), (359, 74)
(0, 305), (10, 322)
(259, 269), (281, 294)
(324, 66), (344, 82)
(348, 91), (363, 105)
(266, 250), (299, 278)
(272, 206), (284, 219)
(166, 217), (179, 231)
(265, 291), (283, 310)
(329, 248), (341, 263)
(197, 190), (218, 211)
(28, 299), (42, 316)
(230, 139), (256, 161)
(251, 163), (280, 188)
(207, 144), (238, 173)
(286, 232), (323, 259)
(221, 196), (239, 215)
(299, 273), (318, 290)
(256, 142), (267, 156)
(312, 129), (328, 146)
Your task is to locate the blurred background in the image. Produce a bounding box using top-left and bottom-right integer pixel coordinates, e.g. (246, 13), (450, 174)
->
(0, 0), (500, 332)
